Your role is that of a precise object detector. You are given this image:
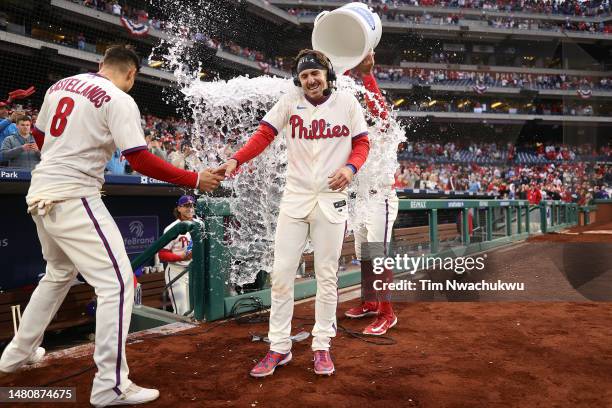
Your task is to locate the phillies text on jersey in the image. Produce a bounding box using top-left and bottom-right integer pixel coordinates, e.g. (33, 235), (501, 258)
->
(261, 90), (368, 223)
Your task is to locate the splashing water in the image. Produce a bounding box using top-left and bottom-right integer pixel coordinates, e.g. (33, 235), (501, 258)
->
(157, 12), (405, 286)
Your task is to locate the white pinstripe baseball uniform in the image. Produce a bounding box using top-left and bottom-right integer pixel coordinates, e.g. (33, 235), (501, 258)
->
(261, 90), (368, 353)
(0, 73), (148, 407)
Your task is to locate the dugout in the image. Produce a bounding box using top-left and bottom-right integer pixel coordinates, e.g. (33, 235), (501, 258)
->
(0, 171), (187, 342)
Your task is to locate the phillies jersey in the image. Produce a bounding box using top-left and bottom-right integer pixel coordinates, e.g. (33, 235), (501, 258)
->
(262, 90), (368, 223)
(27, 73), (147, 203)
(162, 219), (204, 267)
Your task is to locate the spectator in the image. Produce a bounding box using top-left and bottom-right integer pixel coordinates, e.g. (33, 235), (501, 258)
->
(158, 195), (204, 316)
(0, 115), (40, 169)
(112, 1), (122, 16)
(105, 148), (126, 174)
(149, 138), (167, 161)
(77, 33), (86, 50)
(0, 104), (19, 146)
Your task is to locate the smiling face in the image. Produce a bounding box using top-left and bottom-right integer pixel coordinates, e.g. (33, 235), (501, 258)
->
(298, 68), (328, 101)
(177, 202), (194, 221)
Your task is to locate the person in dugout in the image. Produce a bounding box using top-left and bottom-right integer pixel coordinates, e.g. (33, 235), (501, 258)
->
(158, 195), (204, 316)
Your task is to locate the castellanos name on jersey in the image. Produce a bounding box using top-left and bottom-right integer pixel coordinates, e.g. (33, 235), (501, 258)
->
(261, 90), (368, 224)
(27, 73), (147, 203)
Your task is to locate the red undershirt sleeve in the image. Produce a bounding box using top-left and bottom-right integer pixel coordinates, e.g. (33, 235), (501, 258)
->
(124, 148), (198, 188)
(231, 123), (277, 166)
(347, 135), (370, 172)
(361, 74), (389, 120)
(32, 126), (45, 150)
(158, 249), (183, 263)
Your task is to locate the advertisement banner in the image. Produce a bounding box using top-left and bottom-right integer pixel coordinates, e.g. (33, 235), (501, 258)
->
(115, 216), (159, 254)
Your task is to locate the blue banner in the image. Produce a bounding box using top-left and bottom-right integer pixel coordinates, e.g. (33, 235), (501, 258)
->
(115, 216), (159, 254)
(0, 167), (170, 185)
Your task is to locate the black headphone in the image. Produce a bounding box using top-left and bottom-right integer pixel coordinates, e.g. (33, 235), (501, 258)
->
(292, 51), (336, 89)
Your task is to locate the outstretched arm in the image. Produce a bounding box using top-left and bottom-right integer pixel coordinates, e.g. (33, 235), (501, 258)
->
(125, 149), (223, 192)
(215, 122), (277, 176)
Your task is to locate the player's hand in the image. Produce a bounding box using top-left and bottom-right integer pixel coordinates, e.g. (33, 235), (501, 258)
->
(357, 51), (375, 75)
(214, 159), (238, 178)
(183, 252), (193, 261)
(197, 168), (224, 192)
(328, 166), (354, 191)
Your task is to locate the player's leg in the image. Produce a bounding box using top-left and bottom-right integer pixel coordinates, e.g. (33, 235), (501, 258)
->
(251, 211), (308, 377)
(309, 204), (346, 353)
(49, 196), (154, 406)
(363, 195), (399, 336)
(0, 215), (78, 373)
(345, 222), (378, 318)
(267, 211), (309, 353)
(166, 264), (190, 316)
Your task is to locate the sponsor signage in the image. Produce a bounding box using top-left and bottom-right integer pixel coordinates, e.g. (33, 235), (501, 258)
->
(115, 216), (159, 254)
(410, 200), (427, 209)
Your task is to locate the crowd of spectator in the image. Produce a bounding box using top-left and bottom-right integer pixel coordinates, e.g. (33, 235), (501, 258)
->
(2, 100), (608, 205)
(192, 33), (291, 72)
(374, 67), (612, 91)
(311, 0), (612, 17)
(287, 4), (612, 34)
(376, 12), (612, 35)
(403, 98), (602, 116)
(399, 140), (611, 163)
(75, 0), (165, 30)
(106, 114), (194, 175)
(394, 160), (611, 204)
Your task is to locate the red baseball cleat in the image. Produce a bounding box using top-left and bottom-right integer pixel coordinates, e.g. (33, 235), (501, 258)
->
(250, 351), (292, 378)
(313, 350), (335, 376)
(363, 314), (398, 336)
(344, 302), (378, 318)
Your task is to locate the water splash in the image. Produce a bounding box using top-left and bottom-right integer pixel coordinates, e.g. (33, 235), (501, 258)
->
(156, 6), (405, 286)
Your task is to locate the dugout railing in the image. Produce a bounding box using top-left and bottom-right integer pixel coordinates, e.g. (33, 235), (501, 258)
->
(127, 220), (206, 332)
(177, 198), (578, 323)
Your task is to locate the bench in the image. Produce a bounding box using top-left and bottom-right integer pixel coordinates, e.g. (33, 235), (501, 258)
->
(302, 223), (459, 273)
(0, 272), (168, 342)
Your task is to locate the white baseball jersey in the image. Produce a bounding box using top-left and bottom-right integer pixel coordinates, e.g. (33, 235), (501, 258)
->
(262, 90), (368, 224)
(27, 73), (146, 203)
(162, 218), (204, 267)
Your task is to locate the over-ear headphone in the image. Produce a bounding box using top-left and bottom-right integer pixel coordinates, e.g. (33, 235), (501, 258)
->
(292, 50), (336, 87)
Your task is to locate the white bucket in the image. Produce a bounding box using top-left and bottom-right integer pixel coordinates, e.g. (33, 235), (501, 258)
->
(312, 2), (382, 74)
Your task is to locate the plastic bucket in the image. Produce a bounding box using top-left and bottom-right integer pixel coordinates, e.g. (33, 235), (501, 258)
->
(312, 2), (382, 74)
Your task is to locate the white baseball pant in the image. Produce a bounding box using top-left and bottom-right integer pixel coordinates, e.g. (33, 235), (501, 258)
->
(0, 196), (134, 407)
(354, 194), (399, 260)
(165, 264), (190, 316)
(268, 203), (345, 353)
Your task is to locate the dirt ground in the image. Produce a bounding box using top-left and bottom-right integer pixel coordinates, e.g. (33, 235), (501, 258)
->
(2, 224), (612, 408)
(527, 221), (612, 243)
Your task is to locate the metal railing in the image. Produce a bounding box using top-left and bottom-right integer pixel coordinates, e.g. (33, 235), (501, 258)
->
(130, 221), (205, 320)
(128, 199), (582, 325)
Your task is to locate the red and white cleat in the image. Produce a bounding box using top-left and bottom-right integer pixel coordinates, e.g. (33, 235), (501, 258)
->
(344, 302), (378, 319)
(362, 315), (398, 336)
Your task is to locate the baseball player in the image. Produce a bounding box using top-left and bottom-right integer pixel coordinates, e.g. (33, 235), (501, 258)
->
(158, 195), (204, 316)
(344, 52), (399, 335)
(0, 45), (223, 407)
(216, 49), (370, 377)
